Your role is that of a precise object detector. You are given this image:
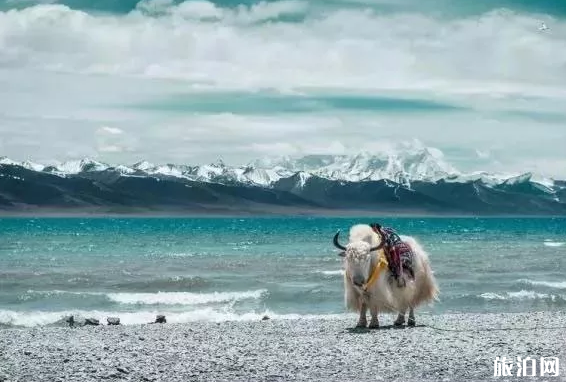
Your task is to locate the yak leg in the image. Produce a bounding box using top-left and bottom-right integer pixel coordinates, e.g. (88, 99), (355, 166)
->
(407, 307), (416, 327)
(368, 305), (379, 329)
(394, 307), (407, 327)
(356, 301), (368, 328)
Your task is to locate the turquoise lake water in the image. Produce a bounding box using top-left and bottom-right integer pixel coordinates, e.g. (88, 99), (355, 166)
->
(1, 217), (565, 327)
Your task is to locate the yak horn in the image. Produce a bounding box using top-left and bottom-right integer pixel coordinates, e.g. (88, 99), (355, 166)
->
(333, 231), (347, 251)
(369, 228), (385, 252)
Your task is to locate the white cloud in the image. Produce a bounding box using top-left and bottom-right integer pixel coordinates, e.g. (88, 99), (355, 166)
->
(98, 145), (123, 153)
(2, 3), (565, 94)
(249, 140), (347, 157)
(98, 126), (123, 135)
(0, 2), (565, 178)
(475, 149), (491, 159)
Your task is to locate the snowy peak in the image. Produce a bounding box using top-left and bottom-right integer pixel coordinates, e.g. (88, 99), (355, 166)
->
(2, 157), (45, 172)
(44, 158), (108, 174)
(249, 155), (294, 170)
(112, 165), (135, 175)
(503, 172), (533, 186)
(240, 166), (288, 186)
(104, 160), (285, 187)
(403, 148), (458, 181)
(132, 161), (154, 171)
(295, 171), (313, 188)
(0, 147), (562, 191)
(0, 157), (18, 166)
(248, 145), (458, 185)
(21, 160), (45, 172)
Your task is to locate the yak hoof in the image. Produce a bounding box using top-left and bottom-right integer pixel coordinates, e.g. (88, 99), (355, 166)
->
(407, 318), (416, 327)
(393, 317), (405, 327)
(368, 321), (379, 329)
(356, 321), (367, 328)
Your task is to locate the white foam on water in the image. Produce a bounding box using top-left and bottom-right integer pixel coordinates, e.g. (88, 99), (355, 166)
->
(0, 308), (351, 327)
(106, 289), (267, 305)
(517, 279), (566, 290)
(26, 290), (102, 296)
(507, 290), (548, 300)
(166, 252), (196, 257)
(20, 290), (106, 301)
(23, 289), (267, 305)
(543, 241), (565, 247)
(316, 270), (345, 276)
(478, 290), (565, 301)
(478, 292), (507, 300)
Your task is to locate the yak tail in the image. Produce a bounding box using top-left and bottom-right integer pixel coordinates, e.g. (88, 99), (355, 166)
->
(401, 235), (440, 306)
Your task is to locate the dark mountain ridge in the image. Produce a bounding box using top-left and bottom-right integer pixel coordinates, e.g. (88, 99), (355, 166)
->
(1, 162), (565, 215)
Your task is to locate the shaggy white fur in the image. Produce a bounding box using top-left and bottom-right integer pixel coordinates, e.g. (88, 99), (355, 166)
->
(339, 224), (439, 328)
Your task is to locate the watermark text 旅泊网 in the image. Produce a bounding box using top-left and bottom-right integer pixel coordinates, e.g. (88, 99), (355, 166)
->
(494, 356), (560, 377)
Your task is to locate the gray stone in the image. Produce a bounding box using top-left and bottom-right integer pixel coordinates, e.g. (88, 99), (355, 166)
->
(65, 315), (75, 328)
(84, 318), (100, 326)
(154, 315), (166, 324)
(106, 317), (120, 326)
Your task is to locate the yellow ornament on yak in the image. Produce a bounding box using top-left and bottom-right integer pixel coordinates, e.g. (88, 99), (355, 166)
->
(362, 249), (389, 291)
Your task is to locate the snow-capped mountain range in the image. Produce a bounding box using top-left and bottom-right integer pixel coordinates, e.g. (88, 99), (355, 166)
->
(2, 146), (565, 215)
(0, 146), (559, 190)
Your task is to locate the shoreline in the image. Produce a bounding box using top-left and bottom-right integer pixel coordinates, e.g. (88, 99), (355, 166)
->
(2, 311), (565, 381)
(1, 209), (566, 218)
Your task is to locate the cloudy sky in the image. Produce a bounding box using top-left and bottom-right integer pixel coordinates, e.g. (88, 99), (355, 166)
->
(0, 0), (565, 176)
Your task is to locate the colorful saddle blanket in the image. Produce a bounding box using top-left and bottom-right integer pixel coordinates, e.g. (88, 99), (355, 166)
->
(380, 227), (415, 279)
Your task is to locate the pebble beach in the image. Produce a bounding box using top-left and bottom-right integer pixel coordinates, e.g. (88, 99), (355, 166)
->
(1, 312), (565, 382)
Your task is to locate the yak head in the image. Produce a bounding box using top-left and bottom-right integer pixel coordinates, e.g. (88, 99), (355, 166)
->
(333, 229), (385, 288)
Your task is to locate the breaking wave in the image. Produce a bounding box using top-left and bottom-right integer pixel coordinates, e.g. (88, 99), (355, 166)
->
(106, 290), (267, 305)
(516, 279), (566, 290)
(21, 289), (267, 305)
(478, 290), (566, 302)
(315, 270), (344, 276)
(543, 241), (565, 247)
(0, 308), (350, 328)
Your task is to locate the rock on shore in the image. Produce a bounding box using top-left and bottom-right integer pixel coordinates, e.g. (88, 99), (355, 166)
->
(1, 312), (565, 382)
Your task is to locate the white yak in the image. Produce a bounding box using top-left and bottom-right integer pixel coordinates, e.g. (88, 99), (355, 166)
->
(333, 223), (438, 328)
